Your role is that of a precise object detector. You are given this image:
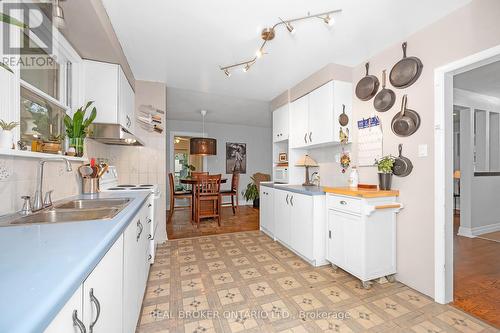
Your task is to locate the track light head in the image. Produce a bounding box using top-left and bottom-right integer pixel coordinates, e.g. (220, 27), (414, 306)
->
(223, 69), (231, 77)
(256, 48), (263, 58)
(285, 21), (295, 34)
(323, 14), (334, 26)
(242, 63), (251, 73)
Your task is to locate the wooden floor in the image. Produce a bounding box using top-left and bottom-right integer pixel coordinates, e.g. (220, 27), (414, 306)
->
(166, 205), (259, 239)
(453, 214), (500, 328)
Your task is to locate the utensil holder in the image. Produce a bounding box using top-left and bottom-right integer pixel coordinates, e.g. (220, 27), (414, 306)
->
(82, 178), (100, 194)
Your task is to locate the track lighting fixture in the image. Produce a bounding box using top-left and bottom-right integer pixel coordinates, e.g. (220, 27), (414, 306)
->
(219, 9), (342, 76)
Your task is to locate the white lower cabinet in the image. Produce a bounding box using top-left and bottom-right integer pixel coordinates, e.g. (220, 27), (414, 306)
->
(45, 199), (152, 333)
(259, 186), (274, 237)
(273, 189), (326, 266)
(83, 236), (123, 333)
(44, 286), (83, 333)
(326, 194), (401, 285)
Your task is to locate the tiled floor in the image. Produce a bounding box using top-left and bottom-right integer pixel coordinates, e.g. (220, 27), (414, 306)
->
(137, 231), (497, 333)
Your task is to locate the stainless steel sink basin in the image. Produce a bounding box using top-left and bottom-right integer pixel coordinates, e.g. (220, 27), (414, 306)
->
(55, 198), (131, 210)
(9, 208), (120, 225)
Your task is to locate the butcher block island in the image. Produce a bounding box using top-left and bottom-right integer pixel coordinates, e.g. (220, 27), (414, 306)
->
(324, 187), (402, 289)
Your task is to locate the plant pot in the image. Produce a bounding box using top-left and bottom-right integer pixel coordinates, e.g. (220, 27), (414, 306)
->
(378, 173), (393, 191)
(253, 198), (260, 208)
(0, 130), (13, 149)
(69, 137), (84, 157)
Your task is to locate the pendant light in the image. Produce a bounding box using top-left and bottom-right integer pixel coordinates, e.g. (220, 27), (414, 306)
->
(190, 110), (217, 156)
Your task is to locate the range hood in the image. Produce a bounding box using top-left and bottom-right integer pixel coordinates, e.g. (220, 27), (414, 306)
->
(88, 123), (144, 146)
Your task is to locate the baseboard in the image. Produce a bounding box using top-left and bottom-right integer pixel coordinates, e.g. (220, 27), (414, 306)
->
(458, 222), (500, 238)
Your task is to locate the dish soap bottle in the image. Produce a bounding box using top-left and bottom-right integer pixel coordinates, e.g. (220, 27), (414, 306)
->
(348, 166), (359, 188)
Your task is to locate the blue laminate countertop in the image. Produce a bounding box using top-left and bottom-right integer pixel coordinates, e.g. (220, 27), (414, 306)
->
(261, 182), (325, 196)
(0, 191), (150, 333)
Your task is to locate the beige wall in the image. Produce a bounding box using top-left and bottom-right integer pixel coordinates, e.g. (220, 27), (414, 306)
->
(269, 0), (500, 298)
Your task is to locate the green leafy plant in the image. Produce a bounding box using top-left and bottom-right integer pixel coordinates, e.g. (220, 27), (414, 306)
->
(0, 120), (19, 131)
(64, 101), (97, 139)
(376, 155), (395, 174)
(0, 13), (28, 73)
(242, 176), (259, 202)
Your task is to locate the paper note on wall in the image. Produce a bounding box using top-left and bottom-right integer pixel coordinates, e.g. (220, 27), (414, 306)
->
(357, 117), (383, 167)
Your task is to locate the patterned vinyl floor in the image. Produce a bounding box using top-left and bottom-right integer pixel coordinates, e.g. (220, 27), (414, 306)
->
(136, 231), (497, 333)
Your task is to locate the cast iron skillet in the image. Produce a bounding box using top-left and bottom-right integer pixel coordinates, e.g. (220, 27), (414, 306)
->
(393, 144), (413, 177)
(356, 62), (379, 101)
(390, 42), (423, 89)
(373, 70), (396, 112)
(339, 104), (349, 126)
(391, 95), (420, 137)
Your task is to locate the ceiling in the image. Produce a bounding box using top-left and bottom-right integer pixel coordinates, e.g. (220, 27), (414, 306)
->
(167, 88), (271, 128)
(454, 60), (500, 99)
(101, 0), (471, 101)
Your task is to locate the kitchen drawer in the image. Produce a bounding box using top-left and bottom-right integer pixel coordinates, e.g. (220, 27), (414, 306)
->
(327, 195), (362, 215)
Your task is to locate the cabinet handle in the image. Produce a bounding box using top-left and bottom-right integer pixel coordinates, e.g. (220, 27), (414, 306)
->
(304, 133), (308, 143)
(285, 194), (289, 205)
(89, 289), (101, 333)
(148, 233), (152, 240)
(136, 220), (143, 241)
(329, 230), (332, 239)
(72, 310), (86, 333)
(147, 218), (152, 224)
(340, 200), (347, 205)
(290, 195), (294, 206)
(148, 203), (152, 208)
(148, 254), (152, 261)
(309, 132), (312, 142)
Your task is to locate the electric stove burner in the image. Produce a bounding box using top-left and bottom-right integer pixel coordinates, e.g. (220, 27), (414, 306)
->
(130, 187), (150, 190)
(108, 187), (126, 190)
(139, 184), (153, 187)
(117, 185), (136, 187)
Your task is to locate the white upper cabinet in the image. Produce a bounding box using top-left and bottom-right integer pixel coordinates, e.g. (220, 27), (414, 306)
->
(290, 96), (309, 148)
(83, 60), (135, 132)
(290, 80), (352, 149)
(272, 104), (289, 142)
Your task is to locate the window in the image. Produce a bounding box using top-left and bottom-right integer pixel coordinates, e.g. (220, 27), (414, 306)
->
(20, 86), (66, 144)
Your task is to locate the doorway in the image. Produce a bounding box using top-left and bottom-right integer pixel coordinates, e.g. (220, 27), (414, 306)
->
(173, 136), (204, 191)
(435, 46), (500, 328)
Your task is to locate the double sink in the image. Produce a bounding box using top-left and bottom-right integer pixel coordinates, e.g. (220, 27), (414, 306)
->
(1, 198), (131, 226)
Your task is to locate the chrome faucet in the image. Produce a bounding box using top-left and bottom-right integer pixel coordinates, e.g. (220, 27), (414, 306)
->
(33, 158), (73, 212)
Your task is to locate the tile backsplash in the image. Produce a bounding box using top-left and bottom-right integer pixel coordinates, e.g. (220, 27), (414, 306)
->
(0, 140), (109, 216)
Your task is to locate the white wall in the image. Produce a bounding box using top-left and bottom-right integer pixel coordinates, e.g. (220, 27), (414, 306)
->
(454, 88), (500, 237)
(166, 119), (272, 205)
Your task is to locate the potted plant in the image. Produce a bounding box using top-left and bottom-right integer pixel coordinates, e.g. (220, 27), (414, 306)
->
(242, 177), (259, 208)
(0, 120), (19, 149)
(63, 101), (97, 157)
(376, 155), (395, 190)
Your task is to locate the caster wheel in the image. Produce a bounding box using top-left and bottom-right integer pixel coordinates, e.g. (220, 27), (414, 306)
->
(386, 274), (396, 283)
(361, 281), (373, 290)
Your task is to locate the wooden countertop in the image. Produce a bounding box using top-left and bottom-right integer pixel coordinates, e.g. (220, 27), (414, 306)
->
(323, 187), (399, 198)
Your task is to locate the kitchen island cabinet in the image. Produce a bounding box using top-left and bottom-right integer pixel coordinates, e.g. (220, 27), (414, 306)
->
(324, 187), (402, 288)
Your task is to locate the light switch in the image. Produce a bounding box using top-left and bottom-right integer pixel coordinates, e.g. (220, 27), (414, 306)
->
(418, 144), (428, 157)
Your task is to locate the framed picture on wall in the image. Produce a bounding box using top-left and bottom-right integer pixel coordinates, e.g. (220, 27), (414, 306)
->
(226, 142), (247, 174)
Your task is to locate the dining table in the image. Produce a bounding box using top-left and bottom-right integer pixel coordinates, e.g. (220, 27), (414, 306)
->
(180, 177), (228, 222)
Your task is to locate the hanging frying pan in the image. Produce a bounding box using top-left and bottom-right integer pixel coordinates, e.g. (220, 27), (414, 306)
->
(390, 42), (423, 89)
(393, 144), (413, 177)
(373, 70), (396, 112)
(391, 95), (420, 137)
(339, 104), (349, 126)
(355, 62), (379, 101)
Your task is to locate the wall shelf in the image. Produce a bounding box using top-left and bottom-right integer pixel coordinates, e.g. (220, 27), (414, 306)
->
(0, 149), (87, 162)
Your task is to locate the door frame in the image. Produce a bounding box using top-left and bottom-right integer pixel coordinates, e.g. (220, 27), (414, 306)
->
(434, 43), (500, 304)
(169, 130), (208, 175)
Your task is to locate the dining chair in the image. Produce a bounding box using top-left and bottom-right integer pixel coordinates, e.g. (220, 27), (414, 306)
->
(221, 172), (240, 214)
(168, 173), (192, 224)
(191, 171), (209, 178)
(194, 174), (222, 228)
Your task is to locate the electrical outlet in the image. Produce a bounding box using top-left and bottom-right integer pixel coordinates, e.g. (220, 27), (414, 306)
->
(418, 144), (428, 157)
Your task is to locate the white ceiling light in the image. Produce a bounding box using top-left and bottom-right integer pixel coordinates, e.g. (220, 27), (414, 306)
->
(323, 14), (335, 26)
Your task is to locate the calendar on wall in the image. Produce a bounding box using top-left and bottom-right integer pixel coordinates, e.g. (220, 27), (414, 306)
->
(357, 116), (383, 167)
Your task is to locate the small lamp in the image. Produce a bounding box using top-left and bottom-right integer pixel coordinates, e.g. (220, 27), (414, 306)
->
(296, 155), (318, 186)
